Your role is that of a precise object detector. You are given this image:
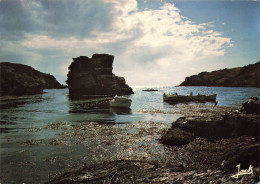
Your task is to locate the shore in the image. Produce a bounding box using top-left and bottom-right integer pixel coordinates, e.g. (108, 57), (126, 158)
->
(1, 95), (259, 184)
(47, 159), (259, 184)
(45, 133), (260, 183)
(45, 102), (259, 183)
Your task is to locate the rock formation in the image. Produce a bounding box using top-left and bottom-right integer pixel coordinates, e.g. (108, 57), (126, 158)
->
(160, 97), (260, 146)
(160, 112), (260, 147)
(0, 62), (66, 96)
(241, 97), (260, 115)
(222, 143), (260, 172)
(66, 54), (133, 99)
(180, 61), (260, 87)
(160, 97), (260, 171)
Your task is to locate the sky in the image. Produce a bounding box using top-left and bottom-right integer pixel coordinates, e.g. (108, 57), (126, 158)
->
(0, 0), (259, 86)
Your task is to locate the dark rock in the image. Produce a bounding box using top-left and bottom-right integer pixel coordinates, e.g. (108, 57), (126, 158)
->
(161, 112), (260, 146)
(180, 61), (260, 87)
(0, 62), (66, 96)
(222, 143), (260, 172)
(46, 159), (260, 184)
(41, 73), (67, 89)
(160, 128), (195, 146)
(241, 97), (260, 115)
(66, 54), (133, 99)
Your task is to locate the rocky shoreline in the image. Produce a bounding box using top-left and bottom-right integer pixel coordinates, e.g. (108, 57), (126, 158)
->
(160, 97), (260, 173)
(46, 98), (260, 184)
(46, 159), (259, 184)
(180, 61), (260, 87)
(0, 62), (66, 96)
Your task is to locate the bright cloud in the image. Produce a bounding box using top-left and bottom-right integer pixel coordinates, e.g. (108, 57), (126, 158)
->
(111, 3), (232, 62)
(0, 0), (232, 85)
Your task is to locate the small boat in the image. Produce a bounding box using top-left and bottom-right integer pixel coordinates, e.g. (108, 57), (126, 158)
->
(109, 95), (132, 108)
(142, 89), (158, 92)
(163, 93), (217, 103)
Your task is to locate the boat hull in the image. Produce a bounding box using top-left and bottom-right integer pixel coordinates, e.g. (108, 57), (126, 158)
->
(109, 97), (132, 108)
(142, 89), (158, 92)
(163, 94), (217, 103)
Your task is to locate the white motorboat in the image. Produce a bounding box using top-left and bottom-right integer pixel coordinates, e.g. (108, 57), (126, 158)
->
(109, 95), (132, 108)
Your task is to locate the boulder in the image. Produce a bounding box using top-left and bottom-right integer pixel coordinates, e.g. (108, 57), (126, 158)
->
(161, 112), (260, 146)
(241, 97), (260, 115)
(222, 143), (260, 172)
(0, 62), (66, 96)
(66, 54), (133, 99)
(160, 127), (195, 146)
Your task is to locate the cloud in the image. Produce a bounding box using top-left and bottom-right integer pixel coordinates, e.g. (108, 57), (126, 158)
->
(0, 0), (232, 85)
(103, 2), (232, 84)
(0, 0), (113, 40)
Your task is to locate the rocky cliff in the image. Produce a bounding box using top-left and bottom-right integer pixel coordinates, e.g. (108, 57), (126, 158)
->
(0, 62), (66, 96)
(66, 54), (133, 99)
(180, 61), (260, 87)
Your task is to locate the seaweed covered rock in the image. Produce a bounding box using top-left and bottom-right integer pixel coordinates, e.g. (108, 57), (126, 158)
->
(222, 143), (260, 172)
(47, 159), (260, 184)
(161, 112), (260, 146)
(241, 97), (260, 115)
(0, 62), (66, 96)
(66, 54), (133, 99)
(160, 127), (195, 146)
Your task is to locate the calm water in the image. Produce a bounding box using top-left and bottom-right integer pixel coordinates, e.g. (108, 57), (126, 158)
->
(0, 86), (259, 183)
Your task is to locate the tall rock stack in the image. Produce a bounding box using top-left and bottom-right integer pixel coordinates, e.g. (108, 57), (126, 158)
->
(66, 54), (133, 99)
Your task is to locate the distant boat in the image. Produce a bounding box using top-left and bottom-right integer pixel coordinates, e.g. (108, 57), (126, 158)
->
(163, 93), (217, 103)
(142, 89), (158, 91)
(109, 95), (132, 108)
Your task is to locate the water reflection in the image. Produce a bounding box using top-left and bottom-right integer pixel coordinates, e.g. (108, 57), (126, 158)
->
(164, 100), (216, 106)
(109, 107), (132, 115)
(0, 127), (17, 133)
(0, 94), (45, 110)
(68, 97), (132, 124)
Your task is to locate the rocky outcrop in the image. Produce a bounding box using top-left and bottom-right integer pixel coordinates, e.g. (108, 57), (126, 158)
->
(241, 97), (260, 115)
(222, 143), (260, 172)
(160, 127), (195, 146)
(41, 73), (66, 89)
(160, 98), (260, 172)
(0, 62), (66, 96)
(180, 61), (260, 87)
(160, 112), (260, 146)
(160, 96), (260, 147)
(66, 54), (133, 99)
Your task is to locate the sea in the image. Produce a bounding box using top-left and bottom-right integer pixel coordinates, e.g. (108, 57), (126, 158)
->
(0, 86), (259, 183)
